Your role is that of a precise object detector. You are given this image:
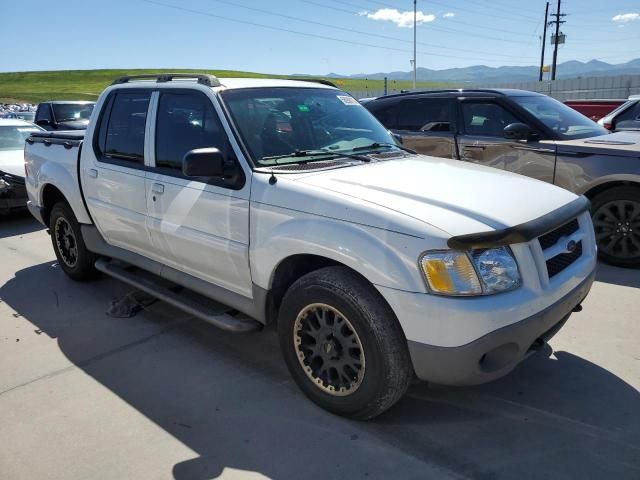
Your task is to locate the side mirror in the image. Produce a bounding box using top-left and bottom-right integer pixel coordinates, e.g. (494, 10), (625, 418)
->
(36, 119), (51, 127)
(390, 131), (404, 145)
(504, 123), (535, 141)
(182, 148), (232, 178)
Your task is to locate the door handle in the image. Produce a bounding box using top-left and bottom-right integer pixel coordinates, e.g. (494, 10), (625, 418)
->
(152, 183), (165, 194)
(464, 145), (487, 150)
(87, 168), (98, 178)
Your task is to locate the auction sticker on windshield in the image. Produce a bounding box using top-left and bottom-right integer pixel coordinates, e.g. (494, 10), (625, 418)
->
(337, 95), (359, 105)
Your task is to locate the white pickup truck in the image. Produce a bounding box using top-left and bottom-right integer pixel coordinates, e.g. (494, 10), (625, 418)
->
(25, 74), (597, 419)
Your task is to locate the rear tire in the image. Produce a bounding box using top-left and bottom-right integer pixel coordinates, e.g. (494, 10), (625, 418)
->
(591, 186), (640, 268)
(49, 201), (98, 281)
(278, 266), (413, 420)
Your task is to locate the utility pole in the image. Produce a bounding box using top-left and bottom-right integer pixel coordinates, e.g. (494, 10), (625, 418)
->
(550, 0), (566, 81)
(412, 0), (417, 89)
(539, 2), (549, 81)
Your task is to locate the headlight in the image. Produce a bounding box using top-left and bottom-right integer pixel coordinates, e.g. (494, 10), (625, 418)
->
(470, 247), (521, 293)
(420, 247), (520, 296)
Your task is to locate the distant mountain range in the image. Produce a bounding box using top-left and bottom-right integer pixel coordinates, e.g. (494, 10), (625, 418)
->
(326, 59), (640, 84)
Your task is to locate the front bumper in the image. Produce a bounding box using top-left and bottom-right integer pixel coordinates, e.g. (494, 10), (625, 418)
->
(407, 270), (595, 386)
(0, 175), (27, 213)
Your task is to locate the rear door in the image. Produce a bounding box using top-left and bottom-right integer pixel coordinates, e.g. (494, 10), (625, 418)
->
(369, 97), (457, 159)
(392, 97), (457, 158)
(145, 89), (252, 297)
(456, 98), (556, 183)
(81, 89), (154, 256)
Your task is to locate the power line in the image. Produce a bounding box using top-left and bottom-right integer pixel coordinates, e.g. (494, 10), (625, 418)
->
(300, 0), (540, 44)
(416, 23), (535, 45)
(416, 0), (540, 23)
(202, 0), (529, 60)
(431, 0), (540, 20)
(141, 0), (535, 65)
(301, 0), (357, 15)
(440, 17), (537, 39)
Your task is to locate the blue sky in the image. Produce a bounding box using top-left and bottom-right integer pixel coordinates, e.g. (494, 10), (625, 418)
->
(2, 0), (639, 75)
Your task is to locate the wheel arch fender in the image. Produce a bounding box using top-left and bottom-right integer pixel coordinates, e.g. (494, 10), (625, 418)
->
(580, 176), (640, 199)
(37, 160), (92, 225)
(251, 217), (426, 294)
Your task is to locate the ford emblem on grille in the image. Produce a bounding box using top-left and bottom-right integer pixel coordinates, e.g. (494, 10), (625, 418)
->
(566, 240), (577, 253)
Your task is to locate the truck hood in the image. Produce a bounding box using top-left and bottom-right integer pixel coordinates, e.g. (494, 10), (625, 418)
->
(294, 155), (578, 236)
(558, 131), (640, 159)
(0, 149), (25, 178)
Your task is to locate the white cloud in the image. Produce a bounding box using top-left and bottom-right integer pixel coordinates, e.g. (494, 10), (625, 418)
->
(360, 8), (436, 28)
(612, 13), (640, 23)
(443, 12), (455, 18)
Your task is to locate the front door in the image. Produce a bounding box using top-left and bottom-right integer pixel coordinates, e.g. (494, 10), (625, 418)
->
(82, 90), (153, 256)
(145, 89), (252, 297)
(456, 99), (556, 184)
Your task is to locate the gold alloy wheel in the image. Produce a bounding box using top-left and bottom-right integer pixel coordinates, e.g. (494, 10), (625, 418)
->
(293, 303), (365, 396)
(54, 216), (78, 268)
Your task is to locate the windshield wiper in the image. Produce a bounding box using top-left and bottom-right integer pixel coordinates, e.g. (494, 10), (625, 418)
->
(261, 148), (370, 164)
(350, 142), (416, 154)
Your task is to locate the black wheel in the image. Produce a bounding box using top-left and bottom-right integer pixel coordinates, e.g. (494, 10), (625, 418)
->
(278, 266), (413, 420)
(591, 186), (640, 268)
(49, 202), (98, 280)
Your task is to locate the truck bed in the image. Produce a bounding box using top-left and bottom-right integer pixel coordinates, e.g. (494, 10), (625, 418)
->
(27, 130), (85, 146)
(24, 129), (92, 224)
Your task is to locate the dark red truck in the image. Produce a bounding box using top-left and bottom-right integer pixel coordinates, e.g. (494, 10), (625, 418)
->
(564, 99), (625, 121)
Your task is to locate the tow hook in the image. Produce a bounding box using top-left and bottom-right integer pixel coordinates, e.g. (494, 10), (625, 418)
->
(572, 303), (583, 313)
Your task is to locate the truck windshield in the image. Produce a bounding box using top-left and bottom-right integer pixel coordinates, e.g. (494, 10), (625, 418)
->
(52, 103), (95, 123)
(511, 95), (608, 140)
(221, 87), (398, 166)
(0, 125), (42, 150)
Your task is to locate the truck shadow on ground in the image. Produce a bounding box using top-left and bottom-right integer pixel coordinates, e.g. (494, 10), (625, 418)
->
(0, 211), (44, 239)
(2, 262), (639, 480)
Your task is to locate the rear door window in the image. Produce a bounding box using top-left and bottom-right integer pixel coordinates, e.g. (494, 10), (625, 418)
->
(154, 91), (229, 173)
(397, 98), (453, 132)
(102, 91), (151, 163)
(368, 101), (401, 129)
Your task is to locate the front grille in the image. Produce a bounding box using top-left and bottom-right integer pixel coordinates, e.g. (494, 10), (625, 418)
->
(538, 218), (582, 279)
(546, 241), (583, 278)
(539, 219), (579, 250)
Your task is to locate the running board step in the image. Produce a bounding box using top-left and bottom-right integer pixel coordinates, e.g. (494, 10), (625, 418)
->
(95, 259), (262, 333)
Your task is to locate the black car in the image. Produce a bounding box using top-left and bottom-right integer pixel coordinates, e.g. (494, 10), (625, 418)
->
(35, 101), (95, 131)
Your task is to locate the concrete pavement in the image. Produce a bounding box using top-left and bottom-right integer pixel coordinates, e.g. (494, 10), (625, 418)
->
(1, 212), (639, 480)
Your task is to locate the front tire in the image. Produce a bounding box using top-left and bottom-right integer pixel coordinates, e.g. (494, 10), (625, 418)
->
(591, 186), (640, 268)
(278, 266), (413, 420)
(49, 201), (98, 281)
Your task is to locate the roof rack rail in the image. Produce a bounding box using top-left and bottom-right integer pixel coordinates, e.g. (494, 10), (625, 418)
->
(287, 78), (337, 88)
(111, 73), (221, 87)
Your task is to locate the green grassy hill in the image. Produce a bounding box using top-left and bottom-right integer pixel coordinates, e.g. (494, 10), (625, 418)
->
(0, 69), (445, 103)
